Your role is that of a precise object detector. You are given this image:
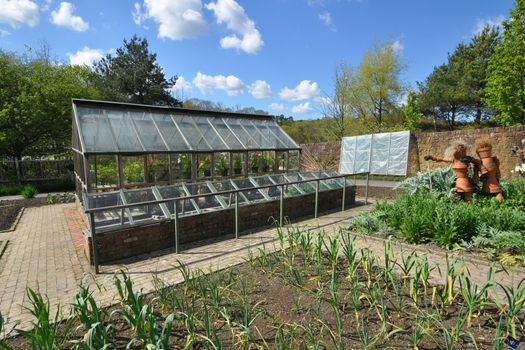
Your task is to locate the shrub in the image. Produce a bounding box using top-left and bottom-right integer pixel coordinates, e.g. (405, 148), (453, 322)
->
(20, 185), (38, 199)
(399, 166), (455, 196)
(0, 183), (23, 196)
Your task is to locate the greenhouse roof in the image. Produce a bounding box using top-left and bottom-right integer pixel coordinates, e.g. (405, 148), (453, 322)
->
(72, 99), (300, 155)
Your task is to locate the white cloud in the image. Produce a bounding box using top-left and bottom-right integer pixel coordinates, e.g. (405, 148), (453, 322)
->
(318, 11), (336, 32)
(249, 80), (272, 99)
(279, 80), (320, 101)
(140, 0), (207, 40)
(50, 2), (89, 31)
(292, 102), (312, 114)
(193, 72), (246, 96)
(472, 15), (505, 36)
(0, 0), (39, 28)
(132, 2), (148, 28)
(172, 76), (193, 91)
(0, 29), (11, 37)
(391, 39), (403, 54)
(269, 103), (285, 112)
(68, 47), (104, 66)
(206, 0), (263, 54)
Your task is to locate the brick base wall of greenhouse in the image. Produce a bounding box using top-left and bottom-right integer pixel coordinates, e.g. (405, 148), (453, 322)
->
(84, 185), (356, 264)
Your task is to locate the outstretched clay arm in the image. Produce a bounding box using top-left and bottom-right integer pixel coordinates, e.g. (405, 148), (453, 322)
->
(424, 155), (453, 163)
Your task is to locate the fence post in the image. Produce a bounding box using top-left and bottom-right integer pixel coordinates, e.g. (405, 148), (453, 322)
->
(14, 158), (22, 184)
(174, 200), (179, 253)
(342, 176), (346, 212)
(279, 184), (284, 226)
(88, 212), (99, 274)
(315, 179), (319, 218)
(235, 191), (239, 239)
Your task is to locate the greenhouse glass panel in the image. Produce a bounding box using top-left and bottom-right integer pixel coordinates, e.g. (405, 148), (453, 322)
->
(299, 172), (330, 191)
(211, 179), (249, 206)
(175, 115), (213, 151)
(146, 154), (170, 183)
(252, 119), (288, 149)
(123, 188), (164, 223)
(121, 156), (145, 184)
(232, 178), (265, 202)
(157, 184), (197, 215)
(88, 191), (130, 229)
(130, 112), (168, 151)
(77, 107), (116, 152)
(151, 114), (190, 151)
(269, 174), (304, 197)
(184, 183), (224, 211)
(267, 122), (300, 149)
(192, 116), (226, 149)
(106, 110), (143, 152)
(223, 118), (260, 149)
(252, 175), (281, 199)
(284, 173), (316, 193)
(208, 118), (244, 150)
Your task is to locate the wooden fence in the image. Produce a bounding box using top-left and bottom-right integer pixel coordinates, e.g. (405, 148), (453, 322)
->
(0, 158), (73, 183)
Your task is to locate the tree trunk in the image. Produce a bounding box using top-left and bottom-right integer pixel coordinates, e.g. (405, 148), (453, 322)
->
(474, 104), (482, 126)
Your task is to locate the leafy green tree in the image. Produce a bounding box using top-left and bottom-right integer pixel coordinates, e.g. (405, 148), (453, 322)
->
(485, 0), (525, 125)
(94, 35), (181, 106)
(0, 50), (100, 159)
(320, 62), (353, 139)
(349, 41), (406, 131)
(403, 91), (424, 130)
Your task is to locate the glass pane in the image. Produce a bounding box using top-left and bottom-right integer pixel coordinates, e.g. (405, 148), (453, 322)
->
(299, 172), (330, 191)
(288, 150), (300, 171)
(233, 178), (265, 202)
(122, 156), (145, 184)
(276, 151), (287, 172)
(209, 118), (244, 150)
(283, 173), (316, 193)
(170, 154), (192, 181)
(214, 153), (230, 177)
(175, 115), (213, 151)
(88, 192), (130, 229)
(106, 109), (143, 152)
(261, 151), (275, 174)
(249, 151), (262, 174)
(243, 119), (272, 149)
(130, 112), (168, 151)
(152, 113), (190, 151)
(268, 121), (300, 148)
(223, 118), (260, 148)
(77, 107), (116, 152)
(91, 155), (118, 189)
(157, 184), (197, 215)
(231, 153), (246, 176)
(252, 119), (288, 149)
(197, 154), (212, 179)
(212, 180), (248, 206)
(184, 183), (223, 211)
(252, 175), (280, 199)
(123, 188), (164, 222)
(147, 154), (170, 183)
(193, 116), (226, 149)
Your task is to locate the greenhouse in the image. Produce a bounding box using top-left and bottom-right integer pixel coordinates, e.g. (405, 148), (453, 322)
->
(71, 99), (302, 198)
(71, 99), (356, 269)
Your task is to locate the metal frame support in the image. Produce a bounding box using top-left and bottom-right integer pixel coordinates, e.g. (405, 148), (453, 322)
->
(88, 212), (100, 274)
(279, 184), (284, 226)
(174, 199), (179, 253)
(314, 179), (319, 218)
(342, 176), (346, 212)
(235, 191), (239, 239)
(365, 172), (370, 204)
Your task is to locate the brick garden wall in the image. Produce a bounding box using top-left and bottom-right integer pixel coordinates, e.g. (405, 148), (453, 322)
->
(301, 125), (525, 178)
(86, 185), (356, 264)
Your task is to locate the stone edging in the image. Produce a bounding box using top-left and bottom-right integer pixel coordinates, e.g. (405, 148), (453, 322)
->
(0, 207), (25, 233)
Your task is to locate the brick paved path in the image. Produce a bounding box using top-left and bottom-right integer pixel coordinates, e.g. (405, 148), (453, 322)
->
(2, 200), (525, 338)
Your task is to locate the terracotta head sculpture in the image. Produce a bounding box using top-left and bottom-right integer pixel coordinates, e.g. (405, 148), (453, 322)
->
(475, 138), (504, 200)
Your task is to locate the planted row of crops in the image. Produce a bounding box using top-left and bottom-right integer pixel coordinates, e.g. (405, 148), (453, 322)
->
(1, 226), (523, 349)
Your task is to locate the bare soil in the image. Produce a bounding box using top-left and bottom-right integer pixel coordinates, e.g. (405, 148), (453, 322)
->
(0, 205), (22, 231)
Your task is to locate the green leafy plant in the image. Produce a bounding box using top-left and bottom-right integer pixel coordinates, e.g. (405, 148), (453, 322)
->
(20, 184), (38, 199)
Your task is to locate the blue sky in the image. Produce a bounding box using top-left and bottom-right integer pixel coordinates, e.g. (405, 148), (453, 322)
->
(0, 0), (514, 119)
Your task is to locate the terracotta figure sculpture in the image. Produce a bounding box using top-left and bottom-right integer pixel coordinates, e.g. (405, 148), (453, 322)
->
(475, 139), (504, 200)
(424, 140), (476, 202)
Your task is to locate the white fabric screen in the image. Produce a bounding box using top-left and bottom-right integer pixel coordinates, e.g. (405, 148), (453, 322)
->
(339, 131), (410, 176)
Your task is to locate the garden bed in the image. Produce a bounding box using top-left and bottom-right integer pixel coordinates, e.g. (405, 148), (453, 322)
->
(0, 205), (22, 231)
(1, 227), (519, 349)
